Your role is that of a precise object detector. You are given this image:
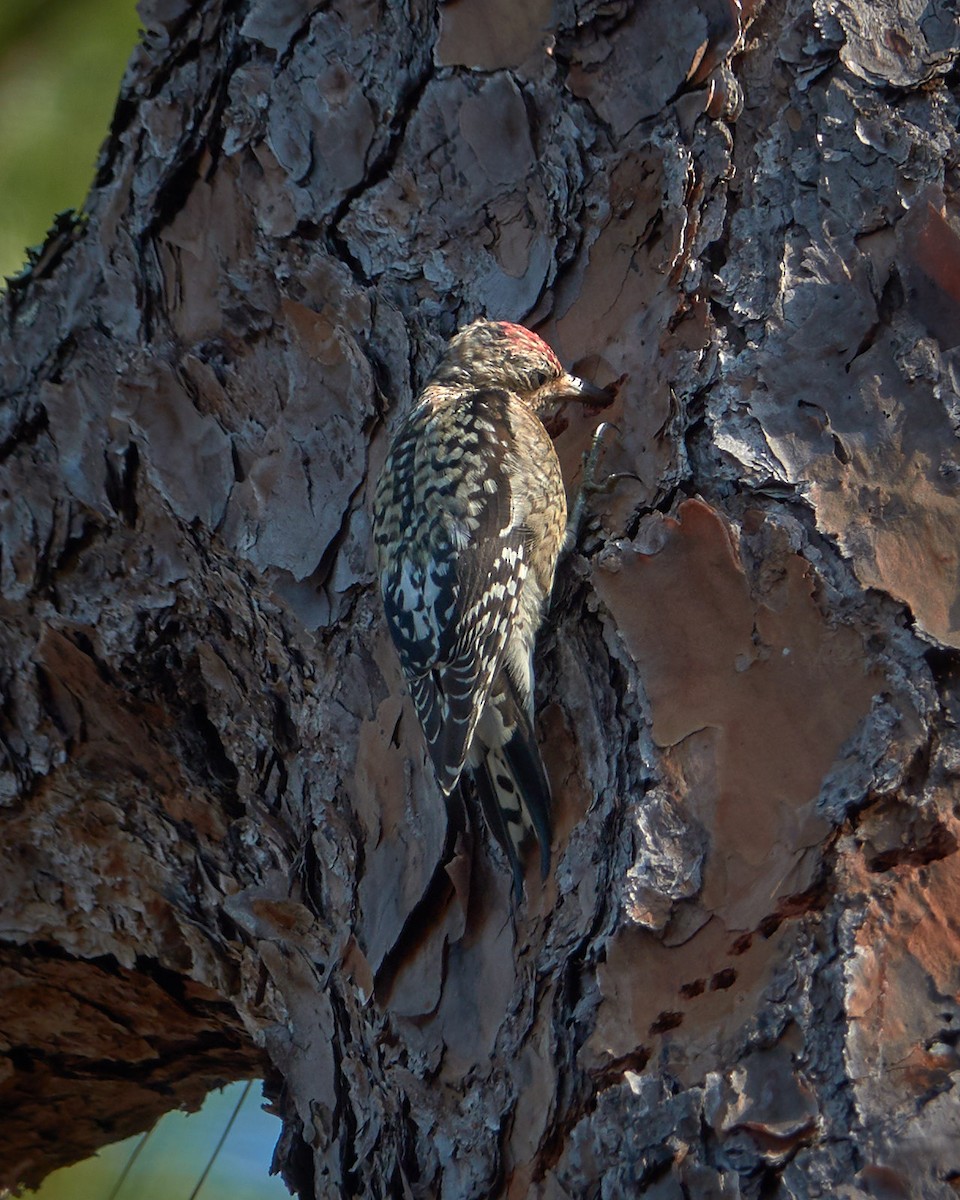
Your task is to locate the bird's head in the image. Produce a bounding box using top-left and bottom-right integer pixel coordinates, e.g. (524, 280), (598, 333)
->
(431, 319), (613, 414)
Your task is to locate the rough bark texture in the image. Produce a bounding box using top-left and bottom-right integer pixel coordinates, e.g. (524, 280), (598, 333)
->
(2, 0), (960, 1196)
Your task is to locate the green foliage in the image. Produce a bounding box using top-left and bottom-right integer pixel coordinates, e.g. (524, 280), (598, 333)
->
(0, 0), (141, 281)
(25, 1081), (288, 1200)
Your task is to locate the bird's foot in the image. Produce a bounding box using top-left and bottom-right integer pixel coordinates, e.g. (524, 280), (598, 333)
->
(565, 422), (638, 551)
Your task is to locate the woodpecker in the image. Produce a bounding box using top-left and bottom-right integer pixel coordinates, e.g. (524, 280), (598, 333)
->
(373, 319), (613, 895)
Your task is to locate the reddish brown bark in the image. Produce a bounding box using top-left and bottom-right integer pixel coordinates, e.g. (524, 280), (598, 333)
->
(2, 0), (960, 1195)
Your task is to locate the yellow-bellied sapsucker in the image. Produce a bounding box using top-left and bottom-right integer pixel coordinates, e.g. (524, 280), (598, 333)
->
(373, 319), (612, 895)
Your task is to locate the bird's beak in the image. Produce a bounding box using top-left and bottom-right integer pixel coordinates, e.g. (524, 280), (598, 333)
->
(552, 372), (619, 408)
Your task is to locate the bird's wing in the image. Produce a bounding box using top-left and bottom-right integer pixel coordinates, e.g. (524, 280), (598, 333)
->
(378, 389), (530, 794)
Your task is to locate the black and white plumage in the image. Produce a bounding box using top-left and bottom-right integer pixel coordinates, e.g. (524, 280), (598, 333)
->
(372, 319), (612, 894)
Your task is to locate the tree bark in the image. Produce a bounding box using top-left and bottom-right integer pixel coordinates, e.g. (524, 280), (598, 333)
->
(2, 0), (960, 1195)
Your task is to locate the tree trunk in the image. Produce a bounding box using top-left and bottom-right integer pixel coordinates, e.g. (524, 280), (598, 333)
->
(3, 0), (960, 1195)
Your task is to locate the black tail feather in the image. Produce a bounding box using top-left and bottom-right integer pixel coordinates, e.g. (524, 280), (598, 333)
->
(469, 699), (553, 901)
(471, 757), (526, 899)
(501, 707), (552, 879)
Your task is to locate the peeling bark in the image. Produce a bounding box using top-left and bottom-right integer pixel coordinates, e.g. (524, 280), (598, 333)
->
(3, 0), (960, 1195)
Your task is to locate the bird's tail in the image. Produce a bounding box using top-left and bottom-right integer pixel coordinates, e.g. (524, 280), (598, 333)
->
(470, 695), (552, 899)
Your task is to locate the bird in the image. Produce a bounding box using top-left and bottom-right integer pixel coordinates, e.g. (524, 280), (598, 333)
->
(372, 319), (614, 896)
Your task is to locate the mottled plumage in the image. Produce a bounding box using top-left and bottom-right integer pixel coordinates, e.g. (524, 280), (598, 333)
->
(373, 319), (610, 894)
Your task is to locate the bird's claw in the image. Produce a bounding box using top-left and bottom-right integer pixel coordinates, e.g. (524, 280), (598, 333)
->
(566, 422), (637, 549)
(580, 421), (618, 491)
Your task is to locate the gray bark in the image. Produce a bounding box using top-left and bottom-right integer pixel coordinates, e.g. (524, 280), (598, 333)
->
(2, 0), (960, 1196)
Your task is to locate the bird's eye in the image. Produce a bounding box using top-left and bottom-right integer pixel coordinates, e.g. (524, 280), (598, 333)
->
(533, 368), (552, 387)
